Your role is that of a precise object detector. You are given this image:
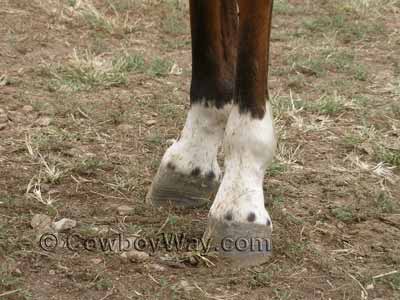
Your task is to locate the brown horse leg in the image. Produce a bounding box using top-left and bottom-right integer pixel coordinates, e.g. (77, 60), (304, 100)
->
(147, 1), (238, 208)
(205, 0), (276, 266)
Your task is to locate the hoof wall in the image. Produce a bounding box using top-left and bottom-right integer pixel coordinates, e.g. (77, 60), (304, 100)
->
(146, 166), (219, 209)
(204, 217), (272, 267)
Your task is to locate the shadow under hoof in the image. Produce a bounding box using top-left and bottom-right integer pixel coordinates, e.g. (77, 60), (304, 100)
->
(146, 165), (219, 209)
(204, 217), (273, 268)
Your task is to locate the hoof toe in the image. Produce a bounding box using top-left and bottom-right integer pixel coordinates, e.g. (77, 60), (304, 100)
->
(146, 166), (219, 209)
(204, 217), (272, 267)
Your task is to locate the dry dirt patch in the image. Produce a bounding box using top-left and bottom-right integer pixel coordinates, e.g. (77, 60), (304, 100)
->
(1, 0), (399, 299)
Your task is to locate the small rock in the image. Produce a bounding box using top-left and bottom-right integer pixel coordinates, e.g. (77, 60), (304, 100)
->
(22, 105), (34, 113)
(366, 284), (374, 290)
(40, 184), (51, 193)
(85, 152), (96, 158)
(52, 218), (77, 232)
(49, 269), (56, 275)
(121, 250), (150, 263)
(0, 123), (7, 130)
(13, 268), (22, 276)
(145, 119), (157, 126)
(31, 214), (52, 230)
(91, 258), (103, 265)
(179, 280), (194, 292)
(188, 256), (198, 266)
(337, 222), (345, 229)
(36, 116), (52, 127)
(166, 139), (176, 146)
(149, 263), (166, 272)
(117, 205), (134, 216)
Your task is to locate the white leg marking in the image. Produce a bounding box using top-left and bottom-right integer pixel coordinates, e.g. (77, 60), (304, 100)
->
(209, 103), (276, 226)
(160, 103), (231, 179)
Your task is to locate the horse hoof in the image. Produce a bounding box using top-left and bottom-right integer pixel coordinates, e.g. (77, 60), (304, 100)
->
(204, 217), (272, 267)
(146, 165), (219, 209)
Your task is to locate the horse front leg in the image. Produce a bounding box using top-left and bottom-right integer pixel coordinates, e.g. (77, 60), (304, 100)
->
(205, 0), (276, 266)
(147, 0), (238, 208)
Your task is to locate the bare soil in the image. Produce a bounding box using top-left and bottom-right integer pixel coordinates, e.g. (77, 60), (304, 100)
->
(1, 0), (399, 299)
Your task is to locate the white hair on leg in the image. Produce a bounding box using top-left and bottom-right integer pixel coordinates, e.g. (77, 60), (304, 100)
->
(209, 102), (276, 227)
(160, 103), (232, 179)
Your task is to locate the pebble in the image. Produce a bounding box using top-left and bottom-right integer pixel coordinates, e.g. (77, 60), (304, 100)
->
(145, 119), (157, 126)
(13, 268), (22, 275)
(52, 218), (77, 232)
(117, 205), (134, 216)
(36, 116), (52, 127)
(149, 263), (166, 272)
(22, 105), (34, 113)
(179, 280), (194, 292)
(166, 139), (176, 146)
(91, 258), (103, 265)
(121, 250), (150, 263)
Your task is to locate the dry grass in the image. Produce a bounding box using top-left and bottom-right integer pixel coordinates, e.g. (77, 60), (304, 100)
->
(0, 0), (399, 299)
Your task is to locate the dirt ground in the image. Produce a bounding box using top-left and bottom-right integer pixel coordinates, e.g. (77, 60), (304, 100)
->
(1, 0), (400, 299)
